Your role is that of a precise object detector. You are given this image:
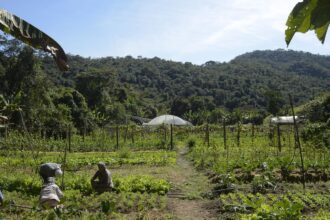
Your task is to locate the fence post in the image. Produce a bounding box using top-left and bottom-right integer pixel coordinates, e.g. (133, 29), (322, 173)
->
(4, 122), (8, 140)
(289, 94), (305, 190)
(124, 122), (128, 144)
(251, 123), (255, 146)
(277, 124), (281, 152)
(206, 123), (210, 147)
(116, 125), (119, 150)
(236, 122), (241, 148)
(83, 118), (87, 142)
(223, 118), (227, 150)
(68, 125), (72, 152)
(131, 126), (135, 144)
(170, 124), (173, 150)
(62, 127), (68, 189)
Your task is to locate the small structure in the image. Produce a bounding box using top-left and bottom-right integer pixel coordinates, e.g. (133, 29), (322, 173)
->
(143, 115), (192, 150)
(142, 115), (192, 126)
(0, 115), (8, 124)
(269, 116), (303, 152)
(270, 116), (301, 125)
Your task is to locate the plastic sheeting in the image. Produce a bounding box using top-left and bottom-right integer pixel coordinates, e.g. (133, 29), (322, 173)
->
(39, 163), (62, 182)
(143, 115), (192, 126)
(270, 116), (299, 125)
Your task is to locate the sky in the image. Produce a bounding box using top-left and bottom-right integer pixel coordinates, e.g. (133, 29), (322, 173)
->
(2, 0), (330, 64)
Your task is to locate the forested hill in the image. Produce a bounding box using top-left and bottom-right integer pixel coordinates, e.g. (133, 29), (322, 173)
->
(42, 49), (330, 115)
(1, 42), (330, 130)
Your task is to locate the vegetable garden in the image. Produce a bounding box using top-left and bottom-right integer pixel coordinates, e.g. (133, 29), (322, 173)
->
(0, 123), (329, 219)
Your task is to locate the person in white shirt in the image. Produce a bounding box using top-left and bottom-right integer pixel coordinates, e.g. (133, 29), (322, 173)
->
(38, 163), (63, 209)
(39, 177), (63, 209)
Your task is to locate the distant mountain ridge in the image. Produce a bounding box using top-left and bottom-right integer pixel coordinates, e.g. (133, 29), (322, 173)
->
(42, 49), (330, 116)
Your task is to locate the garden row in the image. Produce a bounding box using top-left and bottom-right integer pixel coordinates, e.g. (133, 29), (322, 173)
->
(0, 150), (176, 169)
(0, 190), (168, 219)
(219, 191), (330, 219)
(0, 172), (170, 195)
(189, 140), (330, 184)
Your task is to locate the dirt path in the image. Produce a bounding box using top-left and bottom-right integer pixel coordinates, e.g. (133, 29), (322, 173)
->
(166, 147), (217, 220)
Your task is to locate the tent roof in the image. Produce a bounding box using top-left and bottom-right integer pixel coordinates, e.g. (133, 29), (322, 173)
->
(270, 116), (299, 125)
(143, 114), (192, 126)
(0, 116), (8, 120)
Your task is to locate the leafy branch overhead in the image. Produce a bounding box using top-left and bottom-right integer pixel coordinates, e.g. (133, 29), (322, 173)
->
(0, 9), (69, 71)
(286, 0), (330, 45)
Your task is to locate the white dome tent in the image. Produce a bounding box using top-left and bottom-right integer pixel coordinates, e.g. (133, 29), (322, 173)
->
(142, 115), (192, 126)
(142, 115), (192, 150)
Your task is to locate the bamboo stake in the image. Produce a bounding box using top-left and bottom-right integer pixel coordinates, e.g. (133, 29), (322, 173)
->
(289, 94), (305, 190)
(68, 125), (72, 152)
(277, 124), (281, 152)
(83, 118), (87, 142)
(223, 118), (227, 150)
(170, 124), (173, 150)
(124, 118), (128, 143)
(236, 122), (240, 148)
(206, 123), (210, 147)
(116, 125), (119, 150)
(61, 128), (68, 189)
(131, 126), (135, 144)
(251, 123), (255, 147)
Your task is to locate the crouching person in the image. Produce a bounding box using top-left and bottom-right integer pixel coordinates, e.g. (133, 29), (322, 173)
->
(91, 162), (114, 193)
(39, 163), (63, 209)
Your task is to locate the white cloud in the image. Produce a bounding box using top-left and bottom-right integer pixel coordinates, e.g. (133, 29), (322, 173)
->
(103, 0), (301, 62)
(74, 0), (330, 63)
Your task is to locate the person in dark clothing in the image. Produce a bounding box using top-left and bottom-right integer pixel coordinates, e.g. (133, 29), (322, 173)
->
(91, 162), (114, 193)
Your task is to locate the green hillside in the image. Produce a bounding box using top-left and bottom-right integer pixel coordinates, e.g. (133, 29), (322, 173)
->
(1, 35), (330, 130)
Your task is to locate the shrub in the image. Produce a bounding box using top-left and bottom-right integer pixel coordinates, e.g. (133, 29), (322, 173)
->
(186, 138), (196, 149)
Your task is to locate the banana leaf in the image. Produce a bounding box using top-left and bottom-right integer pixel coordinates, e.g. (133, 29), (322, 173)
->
(0, 9), (69, 71)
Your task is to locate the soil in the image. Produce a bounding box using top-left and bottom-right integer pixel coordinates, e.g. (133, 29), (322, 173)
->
(166, 147), (218, 220)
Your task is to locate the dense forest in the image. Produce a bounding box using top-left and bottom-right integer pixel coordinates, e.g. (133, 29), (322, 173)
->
(1, 34), (330, 132)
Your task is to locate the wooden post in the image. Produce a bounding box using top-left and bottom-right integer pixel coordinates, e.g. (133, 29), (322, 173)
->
(277, 124), (281, 152)
(288, 126), (292, 149)
(222, 118), (229, 172)
(83, 118), (87, 142)
(268, 126), (274, 148)
(4, 122), (8, 140)
(236, 122), (240, 148)
(223, 119), (227, 150)
(68, 125), (72, 152)
(62, 128), (68, 189)
(226, 138), (229, 173)
(131, 126), (135, 144)
(170, 124), (173, 150)
(124, 117), (128, 143)
(116, 125), (119, 150)
(289, 94), (305, 190)
(206, 123), (210, 147)
(251, 123), (255, 146)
